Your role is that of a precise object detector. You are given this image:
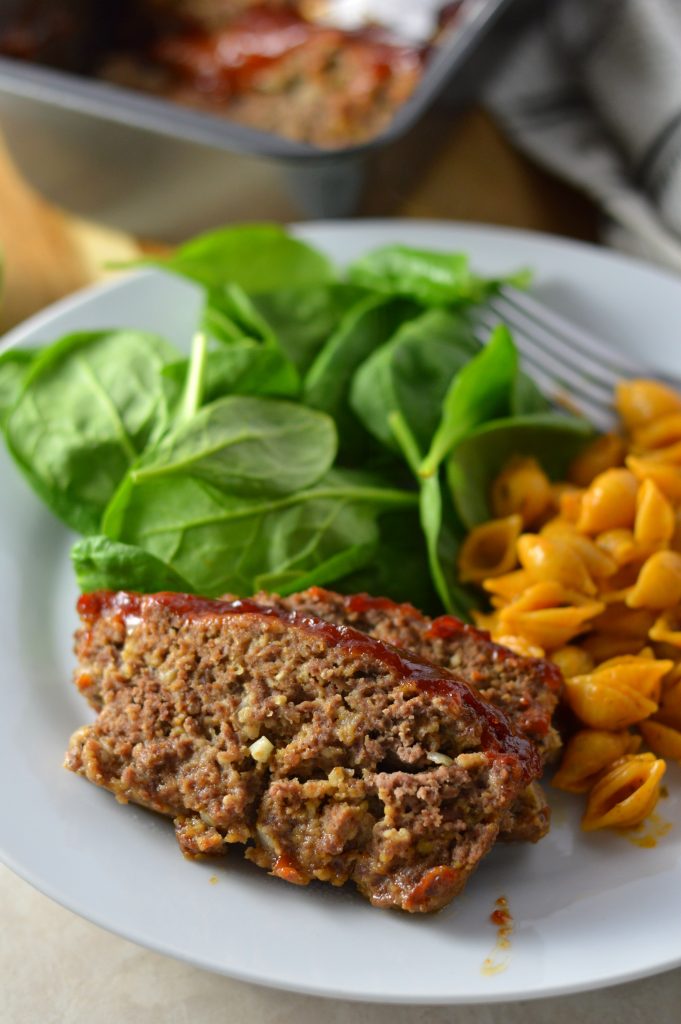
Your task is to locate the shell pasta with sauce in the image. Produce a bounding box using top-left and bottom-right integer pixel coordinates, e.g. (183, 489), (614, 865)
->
(459, 379), (681, 831)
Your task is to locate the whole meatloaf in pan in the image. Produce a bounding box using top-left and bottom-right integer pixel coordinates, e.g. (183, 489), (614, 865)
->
(67, 590), (542, 913)
(257, 587), (564, 843)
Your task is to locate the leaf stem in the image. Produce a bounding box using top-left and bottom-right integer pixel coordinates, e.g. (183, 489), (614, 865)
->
(180, 331), (208, 423)
(387, 410), (421, 476)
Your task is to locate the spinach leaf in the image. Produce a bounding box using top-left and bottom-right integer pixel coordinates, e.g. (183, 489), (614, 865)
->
(350, 308), (478, 453)
(336, 508), (440, 615)
(6, 330), (179, 534)
(512, 369), (551, 415)
(304, 295), (417, 449)
(447, 413), (595, 528)
(72, 536), (192, 593)
(388, 410), (471, 617)
(420, 324), (518, 478)
(129, 395), (337, 497)
(249, 283), (367, 374)
(0, 347), (35, 431)
(348, 244), (530, 307)
(103, 469), (417, 597)
(163, 343), (300, 403)
(203, 282), (273, 346)
(141, 224), (335, 293)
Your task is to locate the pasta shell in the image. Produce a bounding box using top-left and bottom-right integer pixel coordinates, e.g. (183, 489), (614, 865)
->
(582, 754), (666, 830)
(616, 380), (681, 431)
(577, 469), (638, 534)
(458, 515), (522, 584)
(553, 729), (640, 793)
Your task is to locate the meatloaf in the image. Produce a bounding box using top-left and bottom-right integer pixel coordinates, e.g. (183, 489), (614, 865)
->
(258, 588), (563, 761)
(101, 7), (424, 147)
(66, 590), (541, 913)
(255, 588), (564, 843)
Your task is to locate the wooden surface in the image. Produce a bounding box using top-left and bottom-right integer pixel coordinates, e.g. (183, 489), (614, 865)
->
(0, 106), (599, 334)
(0, 135), (142, 333)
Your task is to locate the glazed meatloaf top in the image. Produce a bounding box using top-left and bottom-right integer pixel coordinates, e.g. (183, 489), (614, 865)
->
(258, 587), (563, 763)
(67, 590), (541, 913)
(101, 7), (423, 148)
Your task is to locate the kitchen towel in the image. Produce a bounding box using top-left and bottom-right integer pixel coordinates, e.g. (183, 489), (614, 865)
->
(486, 0), (681, 271)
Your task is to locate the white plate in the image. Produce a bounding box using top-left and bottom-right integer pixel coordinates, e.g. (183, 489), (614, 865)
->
(2, 221), (681, 1005)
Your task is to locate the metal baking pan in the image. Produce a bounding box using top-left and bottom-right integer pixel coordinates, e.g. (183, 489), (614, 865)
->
(0, 0), (513, 239)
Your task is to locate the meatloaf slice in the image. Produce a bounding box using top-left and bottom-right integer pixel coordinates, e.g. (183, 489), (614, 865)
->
(255, 588), (563, 844)
(258, 588), (563, 761)
(66, 591), (541, 913)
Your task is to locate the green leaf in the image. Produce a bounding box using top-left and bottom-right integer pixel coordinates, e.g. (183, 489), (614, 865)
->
(129, 395), (337, 497)
(103, 468), (417, 597)
(140, 224), (335, 293)
(163, 343), (300, 403)
(348, 244), (530, 307)
(512, 369), (551, 415)
(0, 347), (35, 431)
(6, 330), (179, 534)
(350, 308), (479, 452)
(203, 282), (273, 346)
(420, 324), (518, 478)
(447, 413), (595, 528)
(304, 295), (417, 449)
(388, 410), (472, 617)
(249, 283), (367, 374)
(72, 536), (192, 593)
(335, 508), (440, 615)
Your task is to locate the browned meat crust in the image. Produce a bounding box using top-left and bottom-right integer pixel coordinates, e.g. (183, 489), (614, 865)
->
(254, 588), (564, 844)
(66, 590), (541, 913)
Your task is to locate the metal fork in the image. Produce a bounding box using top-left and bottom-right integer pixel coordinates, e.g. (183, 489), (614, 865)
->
(474, 286), (680, 433)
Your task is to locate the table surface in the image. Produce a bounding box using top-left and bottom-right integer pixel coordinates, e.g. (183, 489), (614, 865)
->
(1, 106), (680, 1023)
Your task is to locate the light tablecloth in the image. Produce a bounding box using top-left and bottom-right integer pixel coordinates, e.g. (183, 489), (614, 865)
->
(3, 864), (680, 1024)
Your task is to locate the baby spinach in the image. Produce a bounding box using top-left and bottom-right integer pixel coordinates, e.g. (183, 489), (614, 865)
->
(103, 469), (417, 597)
(72, 536), (192, 593)
(304, 295), (417, 451)
(248, 283), (367, 373)
(348, 244), (530, 307)
(512, 368), (551, 416)
(350, 308), (478, 453)
(128, 395), (337, 498)
(203, 282), (274, 347)
(388, 410), (471, 617)
(6, 330), (179, 534)
(420, 325), (518, 478)
(0, 348), (35, 431)
(163, 343), (300, 404)
(142, 223), (335, 293)
(448, 413), (595, 528)
(0, 223), (594, 619)
(336, 508), (439, 614)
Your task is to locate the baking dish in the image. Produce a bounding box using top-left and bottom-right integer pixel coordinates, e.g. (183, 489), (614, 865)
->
(0, 0), (512, 238)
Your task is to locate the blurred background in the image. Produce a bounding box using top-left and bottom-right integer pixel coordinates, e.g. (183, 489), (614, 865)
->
(0, 0), (607, 330)
(4, 0), (679, 327)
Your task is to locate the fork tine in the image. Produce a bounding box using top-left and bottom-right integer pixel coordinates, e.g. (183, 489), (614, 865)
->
(477, 310), (616, 410)
(489, 295), (623, 393)
(472, 328), (616, 433)
(496, 287), (647, 379)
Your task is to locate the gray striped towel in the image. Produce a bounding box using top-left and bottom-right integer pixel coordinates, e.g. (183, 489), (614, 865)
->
(486, 0), (681, 271)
